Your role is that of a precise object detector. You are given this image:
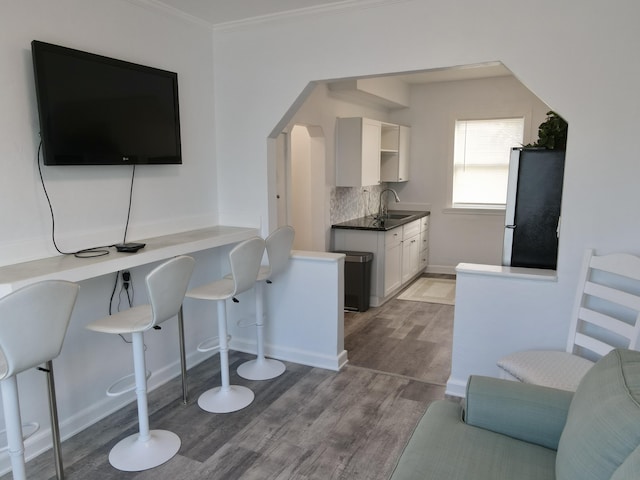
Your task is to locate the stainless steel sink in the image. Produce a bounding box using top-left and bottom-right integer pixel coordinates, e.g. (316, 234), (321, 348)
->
(385, 213), (413, 220)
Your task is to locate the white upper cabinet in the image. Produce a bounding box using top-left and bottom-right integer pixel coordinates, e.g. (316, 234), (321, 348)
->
(335, 117), (382, 187)
(380, 123), (410, 182)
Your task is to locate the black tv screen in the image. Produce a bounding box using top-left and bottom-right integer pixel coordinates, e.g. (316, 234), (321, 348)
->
(31, 40), (182, 165)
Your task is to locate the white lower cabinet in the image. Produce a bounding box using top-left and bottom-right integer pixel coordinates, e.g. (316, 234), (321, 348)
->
(333, 215), (429, 307)
(419, 215), (429, 271)
(401, 219), (421, 284)
(384, 229), (402, 296)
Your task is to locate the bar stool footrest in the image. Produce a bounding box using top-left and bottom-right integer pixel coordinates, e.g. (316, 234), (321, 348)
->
(106, 371), (152, 397)
(197, 335), (231, 353)
(0, 422), (40, 453)
(236, 316), (257, 328)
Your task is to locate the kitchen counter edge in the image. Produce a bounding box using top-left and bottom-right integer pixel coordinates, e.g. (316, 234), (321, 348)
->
(331, 210), (430, 232)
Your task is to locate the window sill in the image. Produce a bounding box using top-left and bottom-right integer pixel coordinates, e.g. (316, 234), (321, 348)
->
(443, 207), (505, 216)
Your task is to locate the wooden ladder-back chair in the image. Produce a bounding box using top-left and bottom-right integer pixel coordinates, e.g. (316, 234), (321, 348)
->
(497, 248), (640, 391)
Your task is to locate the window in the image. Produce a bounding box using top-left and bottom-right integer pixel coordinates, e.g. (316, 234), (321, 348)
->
(452, 117), (524, 208)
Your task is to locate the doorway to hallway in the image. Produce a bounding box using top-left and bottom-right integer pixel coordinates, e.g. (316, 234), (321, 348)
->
(276, 124), (327, 251)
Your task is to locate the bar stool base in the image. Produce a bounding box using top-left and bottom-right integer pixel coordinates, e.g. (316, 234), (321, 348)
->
(109, 430), (180, 472)
(237, 358), (286, 381)
(197, 385), (254, 413)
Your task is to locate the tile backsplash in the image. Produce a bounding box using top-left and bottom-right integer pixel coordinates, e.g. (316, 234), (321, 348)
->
(330, 184), (386, 224)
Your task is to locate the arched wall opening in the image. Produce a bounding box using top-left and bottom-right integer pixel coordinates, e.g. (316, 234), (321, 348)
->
(267, 62), (562, 270)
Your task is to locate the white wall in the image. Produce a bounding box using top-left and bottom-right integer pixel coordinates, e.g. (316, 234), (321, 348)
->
(212, 0), (640, 391)
(390, 76), (551, 270)
(0, 0), (220, 266)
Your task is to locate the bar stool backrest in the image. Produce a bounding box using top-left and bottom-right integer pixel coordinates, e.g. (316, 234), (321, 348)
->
(147, 255), (195, 328)
(229, 237), (265, 296)
(265, 226), (295, 280)
(0, 280), (79, 378)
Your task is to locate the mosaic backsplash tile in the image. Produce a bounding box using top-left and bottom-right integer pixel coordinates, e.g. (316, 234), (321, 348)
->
(330, 184), (387, 224)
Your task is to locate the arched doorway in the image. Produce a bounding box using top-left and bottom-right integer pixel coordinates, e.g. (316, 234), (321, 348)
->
(278, 124), (326, 251)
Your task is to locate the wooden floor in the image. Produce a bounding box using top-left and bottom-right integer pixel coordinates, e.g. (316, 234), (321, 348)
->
(4, 275), (454, 480)
(344, 277), (454, 386)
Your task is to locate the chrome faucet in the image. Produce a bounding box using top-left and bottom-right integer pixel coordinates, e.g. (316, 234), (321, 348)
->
(378, 188), (400, 218)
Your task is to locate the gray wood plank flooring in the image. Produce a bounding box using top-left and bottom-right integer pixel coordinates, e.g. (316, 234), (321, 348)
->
(4, 275), (454, 480)
(345, 275), (454, 385)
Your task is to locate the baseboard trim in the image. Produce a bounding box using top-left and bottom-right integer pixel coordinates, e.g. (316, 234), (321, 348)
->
(336, 349), (349, 370)
(230, 337), (346, 372)
(445, 377), (468, 398)
(425, 265), (457, 275)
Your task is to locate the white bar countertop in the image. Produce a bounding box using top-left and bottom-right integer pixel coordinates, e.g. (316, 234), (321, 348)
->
(0, 225), (258, 295)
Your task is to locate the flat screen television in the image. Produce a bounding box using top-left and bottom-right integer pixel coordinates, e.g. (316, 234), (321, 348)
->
(31, 40), (182, 166)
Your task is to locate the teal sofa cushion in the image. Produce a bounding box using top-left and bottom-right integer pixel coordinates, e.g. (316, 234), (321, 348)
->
(556, 349), (640, 480)
(611, 446), (640, 480)
(465, 375), (573, 450)
(389, 399), (557, 480)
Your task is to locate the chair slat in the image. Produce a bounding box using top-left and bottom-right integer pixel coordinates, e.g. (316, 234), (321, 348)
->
(584, 281), (640, 311)
(573, 332), (616, 357)
(578, 307), (636, 340)
(590, 253), (640, 281)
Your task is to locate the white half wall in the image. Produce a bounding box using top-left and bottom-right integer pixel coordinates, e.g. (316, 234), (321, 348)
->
(228, 251), (347, 371)
(446, 266), (568, 397)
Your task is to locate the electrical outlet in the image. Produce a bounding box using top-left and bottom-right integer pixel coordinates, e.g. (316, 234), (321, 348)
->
(122, 270), (130, 289)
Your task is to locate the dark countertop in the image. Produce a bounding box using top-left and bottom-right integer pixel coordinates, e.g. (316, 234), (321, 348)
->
(331, 210), (430, 232)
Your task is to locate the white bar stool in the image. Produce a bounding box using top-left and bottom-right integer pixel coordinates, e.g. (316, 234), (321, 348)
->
(0, 280), (79, 480)
(86, 255), (194, 472)
(237, 226), (294, 381)
(185, 236), (264, 413)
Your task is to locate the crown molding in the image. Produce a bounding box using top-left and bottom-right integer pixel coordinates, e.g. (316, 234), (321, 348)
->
(128, 0), (411, 33)
(213, 0), (409, 32)
(127, 0), (214, 30)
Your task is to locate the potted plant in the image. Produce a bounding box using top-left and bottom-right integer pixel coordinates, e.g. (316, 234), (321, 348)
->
(525, 111), (568, 150)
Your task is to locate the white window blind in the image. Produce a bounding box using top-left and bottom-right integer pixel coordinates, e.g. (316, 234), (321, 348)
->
(452, 117), (524, 207)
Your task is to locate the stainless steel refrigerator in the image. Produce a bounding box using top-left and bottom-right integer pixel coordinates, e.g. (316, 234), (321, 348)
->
(503, 147), (565, 270)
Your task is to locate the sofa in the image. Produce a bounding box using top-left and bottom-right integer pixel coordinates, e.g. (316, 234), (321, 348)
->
(389, 348), (640, 479)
